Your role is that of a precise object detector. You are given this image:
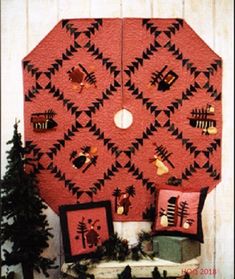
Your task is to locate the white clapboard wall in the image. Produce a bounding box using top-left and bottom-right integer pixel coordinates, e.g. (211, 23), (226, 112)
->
(1, 1), (234, 278)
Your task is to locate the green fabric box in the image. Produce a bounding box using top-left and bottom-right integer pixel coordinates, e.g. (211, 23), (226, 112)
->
(153, 236), (200, 263)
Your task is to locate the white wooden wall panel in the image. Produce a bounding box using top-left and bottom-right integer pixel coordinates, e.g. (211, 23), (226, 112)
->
(27, 0), (59, 51)
(184, 0), (214, 47)
(90, 0), (121, 17)
(122, 0), (152, 17)
(153, 0), (183, 17)
(1, 0), (27, 174)
(58, 0), (91, 19)
(1, 1), (26, 277)
(1, 0), (234, 278)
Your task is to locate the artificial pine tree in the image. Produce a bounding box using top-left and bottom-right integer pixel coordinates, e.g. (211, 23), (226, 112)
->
(1, 121), (56, 279)
(117, 266), (132, 279)
(151, 267), (161, 279)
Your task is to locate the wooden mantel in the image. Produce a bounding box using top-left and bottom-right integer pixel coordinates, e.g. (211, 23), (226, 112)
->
(61, 257), (200, 278)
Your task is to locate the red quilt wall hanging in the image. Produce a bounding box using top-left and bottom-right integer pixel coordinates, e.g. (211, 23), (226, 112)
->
(23, 18), (222, 221)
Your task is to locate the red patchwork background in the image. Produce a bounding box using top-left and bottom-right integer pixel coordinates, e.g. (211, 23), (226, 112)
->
(23, 18), (222, 221)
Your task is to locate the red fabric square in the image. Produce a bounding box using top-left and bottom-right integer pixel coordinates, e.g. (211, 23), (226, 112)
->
(59, 201), (113, 262)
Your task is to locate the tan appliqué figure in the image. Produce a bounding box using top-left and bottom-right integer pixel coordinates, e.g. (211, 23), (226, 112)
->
(113, 185), (136, 216)
(150, 143), (175, 176)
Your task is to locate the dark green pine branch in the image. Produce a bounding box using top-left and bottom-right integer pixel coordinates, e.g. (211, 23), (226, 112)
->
(1, 121), (57, 279)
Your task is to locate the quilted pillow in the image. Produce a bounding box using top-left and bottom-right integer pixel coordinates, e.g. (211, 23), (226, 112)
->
(153, 187), (209, 242)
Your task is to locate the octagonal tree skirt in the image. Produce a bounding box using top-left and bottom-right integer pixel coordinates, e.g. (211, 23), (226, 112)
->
(23, 18), (222, 221)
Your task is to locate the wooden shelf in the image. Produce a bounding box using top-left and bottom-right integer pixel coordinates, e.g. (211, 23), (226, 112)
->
(61, 257), (200, 278)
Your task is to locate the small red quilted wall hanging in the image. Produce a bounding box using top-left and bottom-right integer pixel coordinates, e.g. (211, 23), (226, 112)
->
(23, 18), (222, 221)
(59, 201), (114, 262)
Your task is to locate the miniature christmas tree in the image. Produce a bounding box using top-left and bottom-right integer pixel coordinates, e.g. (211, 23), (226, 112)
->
(177, 201), (190, 227)
(151, 267), (161, 279)
(1, 121), (56, 279)
(118, 265), (133, 279)
(76, 217), (88, 249)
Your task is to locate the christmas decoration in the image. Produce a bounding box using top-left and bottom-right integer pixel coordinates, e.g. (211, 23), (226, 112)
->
(118, 265), (191, 279)
(152, 267), (163, 279)
(59, 201), (114, 262)
(30, 109), (57, 132)
(69, 146), (98, 173)
(130, 231), (154, 261)
(188, 104), (217, 135)
(150, 65), (179, 92)
(154, 187), (208, 242)
(72, 231), (154, 266)
(23, 18), (222, 222)
(90, 233), (130, 262)
(61, 230), (196, 278)
(151, 267), (191, 279)
(112, 185), (136, 216)
(117, 265), (132, 279)
(1, 121), (56, 279)
(65, 262), (95, 279)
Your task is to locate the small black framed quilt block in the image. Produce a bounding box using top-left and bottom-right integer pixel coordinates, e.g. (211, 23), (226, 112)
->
(59, 200), (114, 262)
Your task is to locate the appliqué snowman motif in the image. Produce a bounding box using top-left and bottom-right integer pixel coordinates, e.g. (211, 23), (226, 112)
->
(159, 210), (168, 227)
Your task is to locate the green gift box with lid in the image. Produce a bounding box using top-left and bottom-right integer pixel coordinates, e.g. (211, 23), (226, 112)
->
(153, 236), (200, 263)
